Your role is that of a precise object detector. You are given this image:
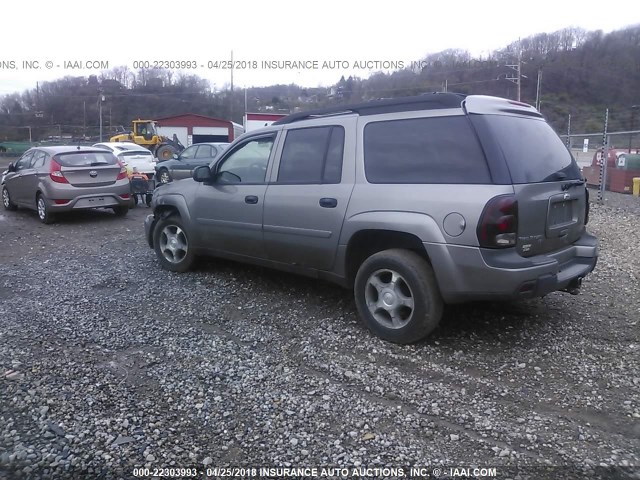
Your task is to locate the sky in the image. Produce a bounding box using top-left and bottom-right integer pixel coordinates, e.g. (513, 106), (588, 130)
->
(1, 0), (639, 96)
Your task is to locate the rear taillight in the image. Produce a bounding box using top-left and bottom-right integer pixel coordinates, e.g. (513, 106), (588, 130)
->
(116, 161), (127, 180)
(49, 159), (68, 184)
(584, 187), (590, 225)
(120, 193), (130, 199)
(477, 194), (518, 248)
(54, 199), (70, 204)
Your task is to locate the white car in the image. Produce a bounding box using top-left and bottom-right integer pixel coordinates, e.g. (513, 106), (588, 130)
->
(92, 142), (156, 179)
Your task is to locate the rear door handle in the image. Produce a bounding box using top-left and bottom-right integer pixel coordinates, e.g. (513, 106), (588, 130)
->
(245, 195), (259, 204)
(319, 197), (337, 208)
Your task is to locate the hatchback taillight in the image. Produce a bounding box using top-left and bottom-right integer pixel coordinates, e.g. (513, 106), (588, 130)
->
(49, 159), (68, 184)
(116, 161), (127, 180)
(477, 195), (518, 248)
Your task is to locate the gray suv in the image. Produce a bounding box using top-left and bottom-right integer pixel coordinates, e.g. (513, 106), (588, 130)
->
(144, 93), (597, 344)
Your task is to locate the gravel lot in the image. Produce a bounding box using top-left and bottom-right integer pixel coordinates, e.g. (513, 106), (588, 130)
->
(0, 172), (638, 479)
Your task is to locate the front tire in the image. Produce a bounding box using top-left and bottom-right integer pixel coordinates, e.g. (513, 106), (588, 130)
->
(36, 193), (55, 224)
(153, 215), (195, 272)
(354, 249), (443, 344)
(2, 186), (17, 211)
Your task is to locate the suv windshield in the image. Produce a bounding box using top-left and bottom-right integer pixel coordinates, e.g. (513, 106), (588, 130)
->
(473, 114), (581, 184)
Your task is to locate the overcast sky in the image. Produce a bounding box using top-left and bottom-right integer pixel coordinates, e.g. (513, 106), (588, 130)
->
(1, 0), (639, 95)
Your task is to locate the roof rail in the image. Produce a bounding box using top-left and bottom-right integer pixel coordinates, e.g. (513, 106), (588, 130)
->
(273, 92), (467, 125)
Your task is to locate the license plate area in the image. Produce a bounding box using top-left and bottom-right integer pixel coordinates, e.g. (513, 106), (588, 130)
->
(546, 195), (577, 237)
(74, 196), (115, 208)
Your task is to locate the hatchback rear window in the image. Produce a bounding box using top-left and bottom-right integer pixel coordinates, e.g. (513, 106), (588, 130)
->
(472, 114), (581, 183)
(119, 150), (153, 157)
(363, 116), (491, 184)
(56, 152), (118, 167)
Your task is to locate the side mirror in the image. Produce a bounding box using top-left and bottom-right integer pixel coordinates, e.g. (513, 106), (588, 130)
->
(7, 162), (15, 173)
(215, 171), (241, 184)
(193, 165), (212, 182)
(172, 153), (178, 160)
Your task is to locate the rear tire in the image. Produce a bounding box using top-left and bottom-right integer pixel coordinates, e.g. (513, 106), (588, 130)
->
(36, 193), (55, 224)
(2, 186), (17, 211)
(113, 206), (129, 217)
(153, 215), (195, 272)
(354, 249), (443, 344)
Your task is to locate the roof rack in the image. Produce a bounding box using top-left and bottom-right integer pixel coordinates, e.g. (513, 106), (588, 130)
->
(273, 92), (467, 125)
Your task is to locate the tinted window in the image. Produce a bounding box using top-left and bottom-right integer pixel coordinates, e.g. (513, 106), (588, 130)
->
(15, 151), (35, 171)
(56, 152), (118, 167)
(324, 127), (345, 183)
(474, 114), (581, 183)
(364, 116), (491, 184)
(219, 136), (275, 183)
(119, 150), (153, 158)
(31, 151), (47, 168)
(195, 145), (213, 158)
(278, 126), (344, 184)
(180, 145), (198, 159)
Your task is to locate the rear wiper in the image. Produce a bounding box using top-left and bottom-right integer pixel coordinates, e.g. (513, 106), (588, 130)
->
(90, 162), (109, 166)
(561, 179), (585, 191)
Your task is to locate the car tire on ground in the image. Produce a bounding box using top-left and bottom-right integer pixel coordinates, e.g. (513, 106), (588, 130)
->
(36, 193), (55, 224)
(153, 215), (195, 272)
(354, 248), (443, 344)
(112, 206), (129, 217)
(2, 186), (17, 211)
(158, 168), (171, 184)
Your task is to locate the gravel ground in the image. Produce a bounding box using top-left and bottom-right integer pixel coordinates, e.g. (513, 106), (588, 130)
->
(0, 187), (638, 480)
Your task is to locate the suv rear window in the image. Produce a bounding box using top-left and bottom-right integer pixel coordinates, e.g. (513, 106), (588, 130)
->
(56, 152), (118, 167)
(473, 115), (581, 183)
(363, 116), (491, 184)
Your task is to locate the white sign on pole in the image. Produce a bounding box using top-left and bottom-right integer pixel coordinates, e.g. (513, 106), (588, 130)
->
(583, 138), (589, 153)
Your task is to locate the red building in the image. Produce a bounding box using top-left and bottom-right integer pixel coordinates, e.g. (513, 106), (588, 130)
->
(154, 114), (244, 147)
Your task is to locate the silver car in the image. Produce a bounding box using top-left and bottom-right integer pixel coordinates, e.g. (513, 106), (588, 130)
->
(144, 94), (597, 344)
(2, 146), (131, 224)
(155, 142), (229, 184)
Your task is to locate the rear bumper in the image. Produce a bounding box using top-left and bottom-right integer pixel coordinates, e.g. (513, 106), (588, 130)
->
(48, 193), (130, 211)
(425, 231), (598, 303)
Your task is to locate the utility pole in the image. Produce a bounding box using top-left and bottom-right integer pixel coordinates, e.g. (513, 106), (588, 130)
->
(230, 50), (234, 122)
(535, 68), (542, 111)
(98, 90), (105, 142)
(506, 41), (526, 102)
(566, 114), (571, 148)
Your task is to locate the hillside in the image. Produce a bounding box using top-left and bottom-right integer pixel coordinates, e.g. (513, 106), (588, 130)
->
(1, 25), (639, 143)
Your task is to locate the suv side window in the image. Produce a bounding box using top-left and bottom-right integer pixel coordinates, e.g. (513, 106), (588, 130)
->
(277, 126), (345, 184)
(218, 135), (275, 184)
(364, 116), (491, 184)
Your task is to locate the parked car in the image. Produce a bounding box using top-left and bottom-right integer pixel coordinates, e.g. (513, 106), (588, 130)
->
(144, 94), (597, 344)
(2, 146), (130, 223)
(155, 142), (229, 184)
(93, 142), (156, 179)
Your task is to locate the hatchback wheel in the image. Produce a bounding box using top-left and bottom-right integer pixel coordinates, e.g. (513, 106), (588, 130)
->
(153, 215), (195, 272)
(112, 206), (129, 217)
(36, 194), (55, 224)
(354, 249), (443, 344)
(2, 187), (17, 211)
